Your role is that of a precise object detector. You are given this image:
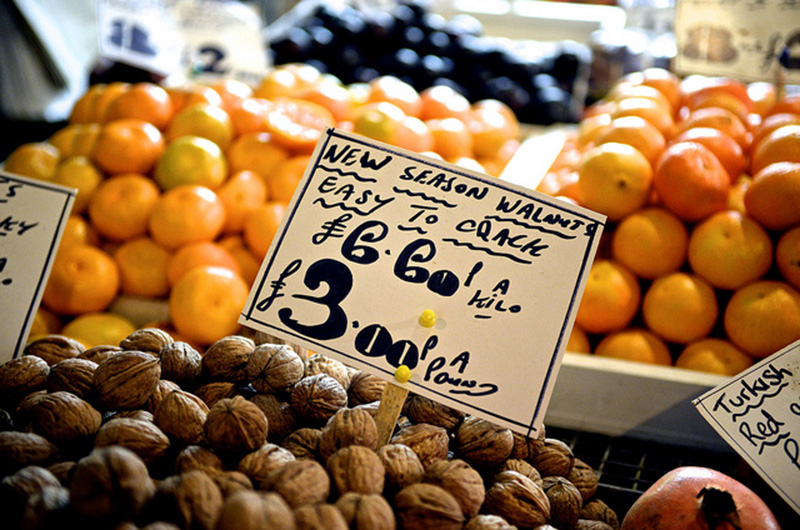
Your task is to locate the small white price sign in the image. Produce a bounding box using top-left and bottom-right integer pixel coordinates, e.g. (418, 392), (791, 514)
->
(240, 129), (605, 437)
(0, 172), (75, 362)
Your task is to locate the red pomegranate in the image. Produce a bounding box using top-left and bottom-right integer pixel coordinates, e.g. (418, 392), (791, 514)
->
(620, 466), (781, 530)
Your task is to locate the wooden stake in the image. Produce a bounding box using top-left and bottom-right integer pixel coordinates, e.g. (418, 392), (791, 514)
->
(374, 382), (409, 448)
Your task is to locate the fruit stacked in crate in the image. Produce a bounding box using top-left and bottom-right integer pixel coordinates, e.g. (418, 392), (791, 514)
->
(537, 68), (800, 376)
(3, 63), (521, 352)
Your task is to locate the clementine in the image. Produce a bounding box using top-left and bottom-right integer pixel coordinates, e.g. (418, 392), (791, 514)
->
(776, 226), (800, 290)
(42, 244), (120, 315)
(217, 169), (269, 234)
(575, 259), (641, 334)
(154, 135), (228, 190)
(88, 173), (161, 242)
(148, 185), (226, 249)
(675, 338), (753, 376)
(642, 272), (718, 344)
(611, 207), (688, 280)
(243, 201), (287, 261)
(113, 236), (172, 298)
(90, 119), (164, 175)
(594, 328), (672, 366)
(4, 142), (60, 181)
(744, 161), (800, 230)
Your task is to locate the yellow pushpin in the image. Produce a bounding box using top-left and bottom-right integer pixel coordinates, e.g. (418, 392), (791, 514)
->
(394, 365), (412, 383)
(419, 309), (436, 328)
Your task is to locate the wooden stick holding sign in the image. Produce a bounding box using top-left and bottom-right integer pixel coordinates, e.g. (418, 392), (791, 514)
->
(374, 381), (410, 448)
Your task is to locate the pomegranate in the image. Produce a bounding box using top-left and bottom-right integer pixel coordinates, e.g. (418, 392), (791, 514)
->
(620, 466), (781, 530)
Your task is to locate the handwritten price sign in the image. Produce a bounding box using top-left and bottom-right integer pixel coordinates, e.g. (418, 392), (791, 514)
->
(240, 129), (605, 437)
(0, 173), (75, 362)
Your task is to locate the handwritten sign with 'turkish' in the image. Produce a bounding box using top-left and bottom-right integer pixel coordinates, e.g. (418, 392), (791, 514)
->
(240, 128), (605, 437)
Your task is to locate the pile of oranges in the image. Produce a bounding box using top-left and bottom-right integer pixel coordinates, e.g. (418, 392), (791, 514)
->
(4, 63), (521, 351)
(538, 68), (800, 376)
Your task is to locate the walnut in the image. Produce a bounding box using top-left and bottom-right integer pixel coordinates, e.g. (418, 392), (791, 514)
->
(403, 394), (464, 431)
(281, 427), (322, 460)
(111, 409), (155, 422)
(335, 492), (396, 530)
(352, 400), (380, 417)
(175, 445), (225, 476)
(94, 418), (171, 464)
(194, 381), (237, 408)
(237, 443), (296, 485)
(319, 407), (378, 461)
(94, 350), (161, 410)
(495, 458), (542, 487)
(394, 483), (465, 530)
(0, 430), (59, 475)
(246, 343), (305, 394)
(0, 355), (49, 406)
(69, 446), (155, 522)
(542, 475), (582, 529)
(294, 503), (348, 530)
(327, 445), (385, 496)
(291, 374), (348, 424)
(13, 390), (48, 431)
(464, 514), (518, 530)
(46, 358), (97, 399)
(378, 443), (424, 493)
(154, 389), (209, 446)
(215, 490), (296, 530)
(510, 427), (546, 461)
(453, 416), (514, 467)
(24, 335), (85, 366)
(260, 459), (330, 508)
(20, 484), (71, 530)
(484, 471), (550, 529)
(146, 379), (181, 414)
(305, 353), (352, 389)
(424, 459), (485, 517)
(204, 395), (268, 459)
(148, 470), (223, 530)
(250, 394), (297, 443)
(120, 327), (173, 354)
(569, 458), (599, 501)
(30, 391), (102, 450)
(531, 438), (575, 477)
(212, 470), (253, 498)
(575, 520), (615, 530)
(389, 423), (449, 469)
(580, 498), (619, 530)
(159, 341), (202, 389)
(0, 466), (62, 526)
(347, 371), (386, 406)
(202, 335), (255, 383)
(79, 344), (122, 364)
(252, 330), (309, 357)
(46, 460), (75, 485)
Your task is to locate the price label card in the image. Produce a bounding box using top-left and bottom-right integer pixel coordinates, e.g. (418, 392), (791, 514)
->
(694, 340), (800, 516)
(0, 172), (75, 362)
(240, 129), (605, 437)
(675, 0), (800, 83)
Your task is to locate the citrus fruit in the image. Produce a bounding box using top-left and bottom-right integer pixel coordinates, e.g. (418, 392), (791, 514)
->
(469, 104), (520, 159)
(419, 85), (472, 122)
(30, 306), (62, 337)
(674, 106), (750, 149)
(90, 119), (164, 175)
(594, 115), (666, 165)
(642, 272), (719, 344)
(776, 226), (800, 290)
(42, 244), (120, 315)
(368, 75), (423, 117)
(167, 241), (241, 287)
(672, 127), (746, 182)
(48, 123), (101, 159)
(228, 97), (272, 136)
(60, 214), (100, 251)
(113, 236), (172, 298)
(243, 201), (287, 261)
(148, 185), (226, 250)
(352, 101), (407, 145)
(88, 173), (161, 242)
(426, 117), (474, 161)
(167, 83), (223, 114)
(744, 161), (800, 230)
(51, 156), (103, 214)
(611, 207), (688, 279)
(575, 259), (641, 334)
(265, 97), (336, 154)
(209, 78), (254, 112)
(227, 131), (290, 183)
(296, 81), (357, 123)
(594, 328), (672, 366)
(611, 96), (675, 139)
(566, 324), (591, 353)
(104, 82), (174, 130)
(154, 135), (228, 190)
(767, 94), (800, 116)
(267, 155), (312, 204)
(166, 103), (234, 151)
(217, 169), (269, 234)
(4, 142), (60, 180)
(394, 115), (435, 153)
(727, 174), (752, 213)
(752, 113), (800, 149)
(219, 235), (261, 286)
(750, 124), (800, 175)
(675, 338), (753, 376)
(61, 312), (137, 349)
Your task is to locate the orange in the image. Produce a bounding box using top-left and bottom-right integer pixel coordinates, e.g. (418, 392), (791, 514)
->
(296, 81), (357, 123)
(611, 97), (675, 139)
(265, 97), (335, 154)
(469, 105), (520, 160)
(267, 155), (312, 204)
(594, 115), (666, 165)
(104, 82), (174, 130)
(167, 84), (223, 114)
(687, 90), (752, 124)
(594, 328), (672, 366)
(652, 141), (730, 222)
(394, 115), (435, 153)
(637, 67), (682, 114)
(69, 83), (106, 124)
(687, 210), (773, 290)
(675, 338), (753, 376)
(228, 97), (272, 137)
(209, 78), (254, 112)
(752, 113), (800, 149)
(148, 185), (226, 250)
(42, 243), (120, 315)
(419, 85), (472, 122)
(219, 235), (261, 286)
(227, 131), (290, 182)
(217, 169), (268, 234)
(61, 312), (137, 349)
(88, 173), (161, 242)
(724, 280), (800, 358)
(747, 81), (777, 117)
(253, 68), (301, 100)
(777, 226), (800, 290)
(611, 207), (688, 280)
(60, 214), (100, 251)
(352, 101), (407, 145)
(426, 117), (474, 161)
(727, 174), (752, 213)
(767, 94), (800, 117)
(576, 142), (653, 221)
(4, 142), (60, 181)
(575, 112), (613, 149)
(750, 125), (800, 175)
(608, 83), (674, 117)
(744, 162), (800, 230)
(566, 324), (591, 353)
(575, 259), (641, 334)
(642, 272), (718, 344)
(674, 107), (750, 149)
(112, 236), (172, 298)
(166, 241), (240, 287)
(168, 265), (249, 346)
(51, 156), (103, 214)
(478, 137), (520, 178)
(30, 306), (62, 336)
(48, 123), (101, 159)
(682, 76), (752, 112)
(166, 103), (234, 150)
(243, 201), (287, 261)
(90, 119), (164, 175)
(672, 127), (746, 182)
(368, 75), (423, 117)
(154, 135), (228, 190)
(88, 82), (131, 124)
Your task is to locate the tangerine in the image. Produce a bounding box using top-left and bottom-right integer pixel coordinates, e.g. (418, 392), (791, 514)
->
(104, 82), (173, 130)
(265, 97), (335, 154)
(776, 226), (800, 290)
(166, 241), (240, 287)
(51, 156), (103, 214)
(642, 272), (718, 344)
(744, 161), (800, 230)
(575, 259), (641, 334)
(243, 201), (287, 261)
(154, 135), (228, 190)
(227, 131), (290, 183)
(113, 236), (172, 298)
(675, 338), (753, 376)
(42, 244), (120, 315)
(594, 328), (672, 366)
(750, 124), (800, 175)
(672, 127), (746, 182)
(611, 207), (688, 280)
(88, 173), (161, 242)
(90, 119), (164, 175)
(594, 115), (666, 166)
(61, 312), (137, 349)
(217, 169), (269, 234)
(148, 185), (226, 249)
(166, 103), (234, 151)
(4, 142), (60, 181)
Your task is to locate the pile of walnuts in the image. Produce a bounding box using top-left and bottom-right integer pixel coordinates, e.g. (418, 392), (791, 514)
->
(0, 329), (620, 530)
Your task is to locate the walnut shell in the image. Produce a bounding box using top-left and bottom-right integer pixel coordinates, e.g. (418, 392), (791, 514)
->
(159, 341), (202, 389)
(281, 427), (322, 460)
(0, 355), (49, 406)
(24, 335), (85, 366)
(13, 390), (48, 431)
(204, 395), (268, 459)
(580, 498), (619, 530)
(237, 443), (296, 485)
(0, 430), (59, 475)
(575, 520), (615, 530)
(247, 343), (305, 394)
(19, 484), (71, 530)
(510, 427), (546, 461)
(94, 418), (170, 464)
(453, 415), (514, 467)
(194, 381), (237, 408)
(347, 371), (386, 406)
(111, 409), (155, 422)
(319, 407), (378, 461)
(213, 470), (253, 498)
(424, 459), (485, 517)
(530, 438), (575, 477)
(149, 469), (223, 530)
(403, 394), (464, 431)
(568, 458), (599, 501)
(294, 503), (348, 530)
(542, 475), (582, 529)
(394, 483), (465, 530)
(464, 514), (518, 530)
(389, 423), (449, 469)
(215, 490), (296, 530)
(120, 327), (173, 354)
(261, 459), (330, 508)
(146, 379), (181, 414)
(335, 492), (396, 530)
(46, 358), (97, 399)
(252, 330), (309, 357)
(327, 445), (385, 496)
(305, 353), (351, 389)
(154, 389), (209, 446)
(175, 445), (225, 476)
(30, 391), (102, 450)
(0, 466), (62, 525)
(378, 443), (424, 493)
(94, 351), (161, 410)
(78, 344), (122, 364)
(46, 460), (75, 485)
(291, 374), (348, 424)
(495, 458), (542, 487)
(202, 335), (255, 383)
(250, 394), (297, 444)
(484, 471), (550, 529)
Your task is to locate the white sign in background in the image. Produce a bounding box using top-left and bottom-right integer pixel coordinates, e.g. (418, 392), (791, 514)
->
(694, 339), (800, 516)
(0, 173), (75, 362)
(240, 129), (606, 437)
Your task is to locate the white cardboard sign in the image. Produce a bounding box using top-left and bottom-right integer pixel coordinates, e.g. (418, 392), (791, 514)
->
(240, 129), (605, 437)
(694, 339), (800, 516)
(0, 172), (75, 362)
